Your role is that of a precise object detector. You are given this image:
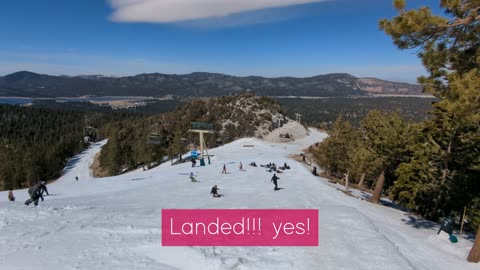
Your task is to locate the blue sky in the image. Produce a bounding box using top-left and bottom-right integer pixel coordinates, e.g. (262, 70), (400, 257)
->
(0, 0), (442, 83)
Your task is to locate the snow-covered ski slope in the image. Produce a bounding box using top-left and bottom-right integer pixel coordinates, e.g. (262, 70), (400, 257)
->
(0, 129), (475, 270)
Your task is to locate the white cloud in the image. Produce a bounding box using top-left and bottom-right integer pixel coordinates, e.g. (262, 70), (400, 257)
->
(107, 0), (327, 23)
(0, 51), (195, 76)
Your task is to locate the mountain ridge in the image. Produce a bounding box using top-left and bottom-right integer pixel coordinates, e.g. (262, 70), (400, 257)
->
(0, 71), (423, 98)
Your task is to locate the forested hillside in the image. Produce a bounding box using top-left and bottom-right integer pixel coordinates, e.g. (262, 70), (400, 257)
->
(278, 97), (436, 128)
(98, 94), (283, 176)
(0, 71), (422, 97)
(0, 104), (143, 190)
(0, 105), (91, 189)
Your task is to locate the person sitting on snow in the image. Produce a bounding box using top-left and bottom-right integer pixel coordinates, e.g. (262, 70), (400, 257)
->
(250, 162), (257, 167)
(210, 185), (222, 197)
(190, 172), (197, 182)
(283, 162), (290, 170)
(437, 217), (454, 235)
(8, 190), (15, 201)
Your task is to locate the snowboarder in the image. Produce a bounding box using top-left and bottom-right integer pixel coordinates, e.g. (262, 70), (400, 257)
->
(190, 172), (198, 182)
(312, 166), (318, 176)
(210, 185), (222, 197)
(75, 176), (79, 181)
(239, 162), (245, 171)
(39, 181), (49, 196)
(8, 190), (15, 201)
(221, 164), (227, 174)
(24, 182), (46, 206)
(437, 217), (455, 235)
(271, 174), (280, 190)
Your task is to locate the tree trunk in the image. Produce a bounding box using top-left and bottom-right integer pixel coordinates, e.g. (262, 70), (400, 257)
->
(358, 172), (366, 187)
(441, 137), (452, 184)
(344, 171), (349, 190)
(370, 170), (385, 204)
(468, 227), (480, 263)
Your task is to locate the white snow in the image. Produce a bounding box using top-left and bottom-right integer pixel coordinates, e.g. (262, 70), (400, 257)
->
(0, 129), (476, 270)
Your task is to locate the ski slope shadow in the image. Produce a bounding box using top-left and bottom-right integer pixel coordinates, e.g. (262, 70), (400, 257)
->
(401, 214), (436, 229)
(131, 177), (151, 181)
(359, 192), (409, 212)
(61, 155), (83, 174)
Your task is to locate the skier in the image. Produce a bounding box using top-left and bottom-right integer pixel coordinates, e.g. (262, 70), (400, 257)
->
(210, 185), (222, 197)
(239, 162), (245, 171)
(8, 190), (15, 201)
(24, 182), (46, 206)
(221, 164), (227, 174)
(75, 176), (79, 181)
(271, 174), (280, 190)
(190, 172), (198, 182)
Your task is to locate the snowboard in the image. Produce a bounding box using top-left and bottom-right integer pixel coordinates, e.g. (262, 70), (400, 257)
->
(449, 234), (458, 243)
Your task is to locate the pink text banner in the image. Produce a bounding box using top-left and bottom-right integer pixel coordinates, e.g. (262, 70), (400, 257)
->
(162, 209), (319, 246)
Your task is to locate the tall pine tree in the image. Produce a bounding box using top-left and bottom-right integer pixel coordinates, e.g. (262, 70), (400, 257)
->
(380, 0), (480, 262)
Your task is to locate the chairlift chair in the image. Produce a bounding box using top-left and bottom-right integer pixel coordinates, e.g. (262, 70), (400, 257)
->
(147, 133), (162, 145)
(83, 126), (97, 143)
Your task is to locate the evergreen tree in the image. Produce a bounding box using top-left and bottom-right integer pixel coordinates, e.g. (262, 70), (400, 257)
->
(380, 0), (480, 262)
(360, 111), (414, 203)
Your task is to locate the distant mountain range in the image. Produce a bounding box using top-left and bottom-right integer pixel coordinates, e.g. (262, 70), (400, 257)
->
(0, 71), (423, 98)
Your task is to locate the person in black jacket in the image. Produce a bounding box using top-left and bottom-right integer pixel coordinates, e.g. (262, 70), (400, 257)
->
(210, 185), (222, 197)
(39, 181), (49, 196)
(437, 217), (455, 235)
(271, 174), (280, 190)
(24, 182), (45, 206)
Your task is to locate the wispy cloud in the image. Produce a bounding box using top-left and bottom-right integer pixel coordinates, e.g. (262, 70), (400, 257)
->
(0, 51), (195, 76)
(107, 0), (327, 23)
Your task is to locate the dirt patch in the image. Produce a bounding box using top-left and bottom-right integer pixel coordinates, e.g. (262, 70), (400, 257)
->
(90, 152), (109, 178)
(262, 121), (308, 143)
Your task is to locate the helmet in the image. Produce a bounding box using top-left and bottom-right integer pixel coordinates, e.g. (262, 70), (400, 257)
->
(40, 181), (46, 185)
(214, 185), (217, 188)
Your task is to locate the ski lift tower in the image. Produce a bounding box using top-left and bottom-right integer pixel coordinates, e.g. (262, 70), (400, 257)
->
(295, 113), (303, 123)
(189, 122), (214, 166)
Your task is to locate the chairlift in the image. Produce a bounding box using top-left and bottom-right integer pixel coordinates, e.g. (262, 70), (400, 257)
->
(147, 132), (162, 145)
(146, 122), (162, 145)
(83, 115), (97, 144)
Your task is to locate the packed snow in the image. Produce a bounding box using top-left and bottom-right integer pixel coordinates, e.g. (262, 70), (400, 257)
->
(0, 129), (476, 270)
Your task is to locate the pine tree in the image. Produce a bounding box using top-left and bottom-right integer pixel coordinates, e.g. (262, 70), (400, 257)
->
(360, 111), (413, 204)
(381, 0), (480, 262)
